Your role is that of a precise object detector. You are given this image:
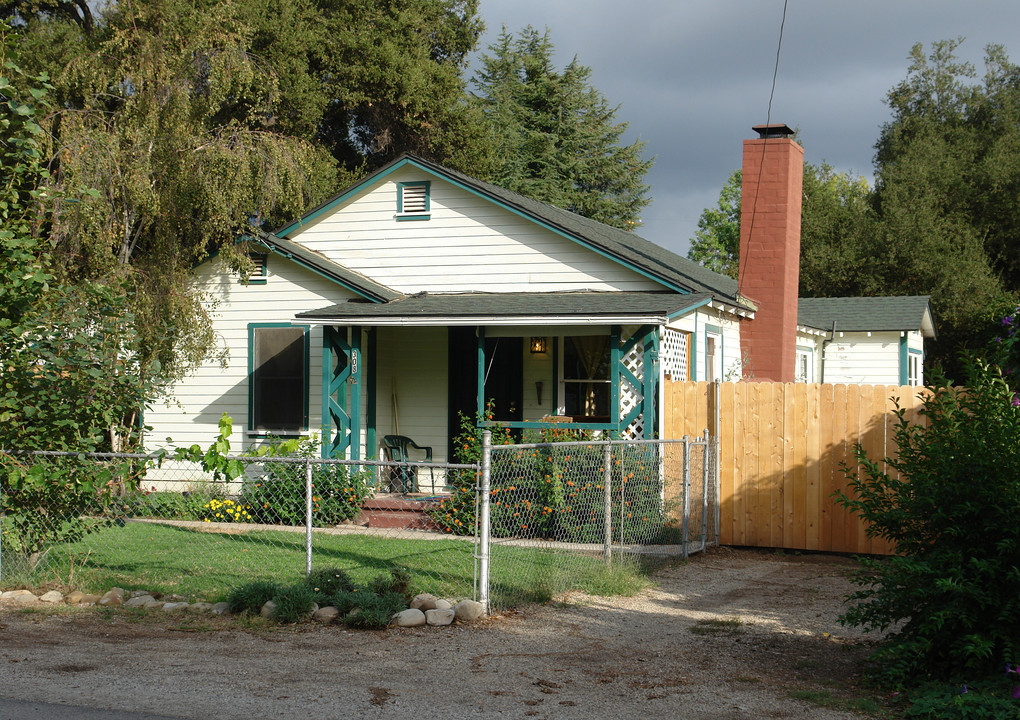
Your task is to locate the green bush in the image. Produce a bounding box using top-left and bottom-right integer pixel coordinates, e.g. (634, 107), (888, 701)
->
(243, 462), (373, 527)
(305, 567), (355, 600)
(271, 584), (317, 624)
(227, 580), (283, 615)
(122, 485), (227, 521)
(836, 363), (1020, 685)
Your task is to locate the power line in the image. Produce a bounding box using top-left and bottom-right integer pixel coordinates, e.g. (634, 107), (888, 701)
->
(737, 0), (790, 299)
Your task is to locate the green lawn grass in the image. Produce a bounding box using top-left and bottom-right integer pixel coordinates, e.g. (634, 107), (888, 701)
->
(3, 520), (651, 607)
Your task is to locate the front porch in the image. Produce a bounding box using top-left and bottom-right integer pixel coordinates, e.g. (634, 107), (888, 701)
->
(313, 322), (667, 482)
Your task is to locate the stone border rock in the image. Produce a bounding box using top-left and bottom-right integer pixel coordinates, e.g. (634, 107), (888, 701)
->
(0, 588), (487, 628)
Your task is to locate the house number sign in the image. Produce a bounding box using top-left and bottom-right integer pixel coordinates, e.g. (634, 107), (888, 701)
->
(349, 348), (359, 383)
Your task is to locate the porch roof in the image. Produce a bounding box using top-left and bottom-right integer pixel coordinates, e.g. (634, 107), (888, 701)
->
(294, 291), (715, 326)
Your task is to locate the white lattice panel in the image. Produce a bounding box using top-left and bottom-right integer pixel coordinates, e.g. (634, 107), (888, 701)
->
(620, 340), (644, 440)
(662, 328), (689, 380)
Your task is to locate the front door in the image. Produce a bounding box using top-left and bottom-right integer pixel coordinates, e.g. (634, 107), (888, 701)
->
(483, 337), (523, 423)
(447, 330), (523, 460)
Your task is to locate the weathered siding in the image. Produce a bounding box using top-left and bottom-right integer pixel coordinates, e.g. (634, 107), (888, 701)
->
(822, 332), (901, 385)
(144, 255), (355, 453)
(288, 166), (662, 294)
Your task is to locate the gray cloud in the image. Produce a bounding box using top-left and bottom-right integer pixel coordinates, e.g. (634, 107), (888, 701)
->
(474, 0), (1020, 255)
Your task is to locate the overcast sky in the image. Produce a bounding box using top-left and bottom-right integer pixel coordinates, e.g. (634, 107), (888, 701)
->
(470, 1), (1020, 257)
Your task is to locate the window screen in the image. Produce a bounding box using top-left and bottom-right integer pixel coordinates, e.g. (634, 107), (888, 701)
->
(251, 326), (307, 432)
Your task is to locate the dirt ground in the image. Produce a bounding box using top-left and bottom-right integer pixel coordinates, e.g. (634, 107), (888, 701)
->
(0, 548), (886, 719)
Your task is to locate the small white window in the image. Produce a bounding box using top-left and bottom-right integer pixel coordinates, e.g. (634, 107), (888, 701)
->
(796, 347), (814, 383)
(706, 333), (722, 382)
(908, 351), (922, 386)
(397, 181), (430, 219)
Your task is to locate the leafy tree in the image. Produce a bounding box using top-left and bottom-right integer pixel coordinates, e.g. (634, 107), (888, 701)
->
(7, 1), (342, 384)
(0, 23), (156, 569)
(473, 26), (653, 230)
(3, 0), (492, 386)
(686, 170), (740, 278)
(836, 355), (1020, 687)
(686, 163), (875, 288)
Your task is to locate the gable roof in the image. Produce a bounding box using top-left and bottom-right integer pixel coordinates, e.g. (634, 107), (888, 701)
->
(274, 154), (744, 305)
(798, 296), (936, 337)
(295, 291), (713, 326)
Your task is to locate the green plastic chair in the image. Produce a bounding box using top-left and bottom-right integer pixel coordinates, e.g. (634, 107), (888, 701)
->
(381, 435), (433, 493)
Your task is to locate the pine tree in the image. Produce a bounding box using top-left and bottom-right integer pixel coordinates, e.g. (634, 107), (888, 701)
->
(473, 26), (653, 230)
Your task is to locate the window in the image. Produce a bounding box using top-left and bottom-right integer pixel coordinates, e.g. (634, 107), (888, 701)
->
(249, 324), (309, 433)
(908, 351), (922, 386)
(396, 181), (430, 220)
(562, 336), (610, 421)
(795, 347), (814, 383)
(706, 331), (722, 382)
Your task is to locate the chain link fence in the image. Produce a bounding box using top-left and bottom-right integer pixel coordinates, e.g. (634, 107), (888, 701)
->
(0, 451), (480, 603)
(479, 433), (718, 611)
(1, 433), (717, 613)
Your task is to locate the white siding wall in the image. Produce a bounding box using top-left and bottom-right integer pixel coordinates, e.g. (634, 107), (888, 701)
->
(667, 309), (743, 382)
(288, 166), (662, 294)
(374, 327), (449, 463)
(822, 332), (902, 385)
(144, 256), (356, 454)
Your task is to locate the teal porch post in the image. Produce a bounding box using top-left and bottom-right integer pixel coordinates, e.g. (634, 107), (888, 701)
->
(618, 325), (658, 438)
(476, 326), (486, 419)
(321, 326), (361, 460)
(610, 325), (621, 435)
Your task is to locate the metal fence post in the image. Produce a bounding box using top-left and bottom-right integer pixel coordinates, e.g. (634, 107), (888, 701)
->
(701, 430), (710, 553)
(681, 435), (691, 559)
(305, 458), (313, 577)
(478, 431), (492, 612)
(603, 442), (612, 565)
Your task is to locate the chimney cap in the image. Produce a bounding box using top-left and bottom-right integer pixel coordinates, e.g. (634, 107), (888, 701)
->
(752, 123), (795, 139)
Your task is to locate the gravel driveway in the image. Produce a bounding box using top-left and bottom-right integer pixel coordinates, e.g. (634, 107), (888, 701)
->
(0, 548), (883, 719)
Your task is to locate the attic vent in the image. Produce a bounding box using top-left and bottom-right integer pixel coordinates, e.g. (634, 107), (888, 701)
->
(397, 181), (430, 220)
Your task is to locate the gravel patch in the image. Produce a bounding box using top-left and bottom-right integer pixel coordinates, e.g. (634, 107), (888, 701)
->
(0, 548), (884, 719)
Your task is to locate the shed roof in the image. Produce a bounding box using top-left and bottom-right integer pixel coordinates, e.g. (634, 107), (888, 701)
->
(295, 291), (714, 326)
(797, 296), (936, 337)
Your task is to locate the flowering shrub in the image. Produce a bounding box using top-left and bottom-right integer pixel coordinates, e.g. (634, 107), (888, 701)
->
(242, 463), (373, 527)
(199, 498), (253, 523)
(430, 408), (667, 543)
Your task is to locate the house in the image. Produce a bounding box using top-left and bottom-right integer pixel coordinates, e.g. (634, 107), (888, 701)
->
(795, 296), (935, 385)
(144, 155), (753, 475)
(144, 125), (935, 481)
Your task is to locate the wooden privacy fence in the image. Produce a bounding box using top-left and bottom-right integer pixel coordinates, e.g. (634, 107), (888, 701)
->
(664, 381), (927, 555)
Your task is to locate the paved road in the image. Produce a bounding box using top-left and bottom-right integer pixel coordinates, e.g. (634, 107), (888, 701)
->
(0, 698), (184, 720)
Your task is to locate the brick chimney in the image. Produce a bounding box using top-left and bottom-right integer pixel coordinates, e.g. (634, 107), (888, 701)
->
(738, 123), (804, 382)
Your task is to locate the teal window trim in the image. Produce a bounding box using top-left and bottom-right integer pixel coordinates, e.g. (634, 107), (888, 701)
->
(476, 326), (486, 419)
(899, 334), (909, 386)
(396, 180), (430, 221)
(247, 322), (310, 434)
(551, 336), (559, 412)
